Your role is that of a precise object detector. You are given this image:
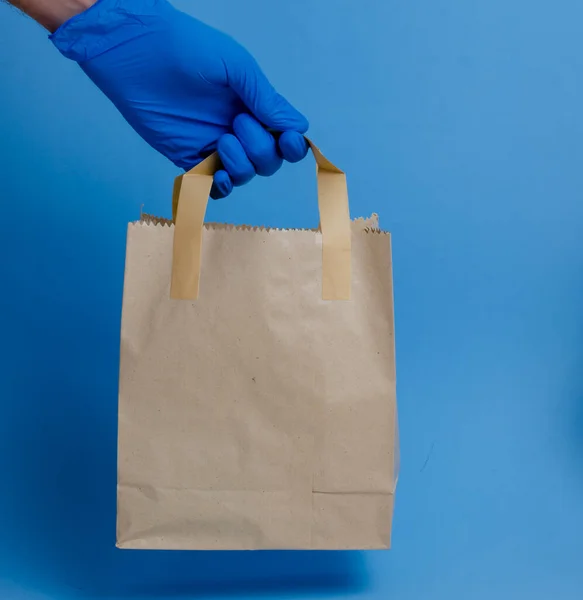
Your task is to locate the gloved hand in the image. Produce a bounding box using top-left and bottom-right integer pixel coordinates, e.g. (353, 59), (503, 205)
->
(50, 0), (309, 198)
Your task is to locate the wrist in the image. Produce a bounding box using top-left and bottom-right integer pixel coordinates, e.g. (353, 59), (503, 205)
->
(51, 0), (174, 63)
(22, 0), (97, 32)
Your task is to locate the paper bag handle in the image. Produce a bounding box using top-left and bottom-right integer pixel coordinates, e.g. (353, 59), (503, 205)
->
(170, 139), (351, 301)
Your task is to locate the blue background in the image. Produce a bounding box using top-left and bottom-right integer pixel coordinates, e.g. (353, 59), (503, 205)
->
(1, 0), (583, 598)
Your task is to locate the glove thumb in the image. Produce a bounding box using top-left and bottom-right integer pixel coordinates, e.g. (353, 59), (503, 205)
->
(226, 52), (309, 133)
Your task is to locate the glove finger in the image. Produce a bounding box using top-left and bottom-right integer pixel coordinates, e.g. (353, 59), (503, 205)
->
(278, 131), (309, 163)
(210, 170), (233, 199)
(225, 50), (309, 133)
(233, 114), (283, 177)
(217, 133), (256, 186)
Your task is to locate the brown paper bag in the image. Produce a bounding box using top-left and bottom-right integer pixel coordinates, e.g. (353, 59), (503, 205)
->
(117, 142), (398, 550)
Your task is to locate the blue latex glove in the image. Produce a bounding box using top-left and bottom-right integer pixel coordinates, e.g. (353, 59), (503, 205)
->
(50, 0), (309, 199)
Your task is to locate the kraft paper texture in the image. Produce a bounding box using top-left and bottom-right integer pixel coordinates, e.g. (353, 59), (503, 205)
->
(170, 140), (351, 301)
(117, 147), (398, 550)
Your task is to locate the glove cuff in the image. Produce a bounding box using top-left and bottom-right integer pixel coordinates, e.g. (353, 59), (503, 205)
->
(50, 0), (170, 62)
